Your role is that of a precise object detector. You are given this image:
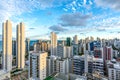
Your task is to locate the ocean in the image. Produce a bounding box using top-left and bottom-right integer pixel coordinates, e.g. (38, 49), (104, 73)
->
(0, 40), (38, 52)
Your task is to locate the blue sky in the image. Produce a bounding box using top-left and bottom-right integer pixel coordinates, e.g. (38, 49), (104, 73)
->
(0, 0), (120, 40)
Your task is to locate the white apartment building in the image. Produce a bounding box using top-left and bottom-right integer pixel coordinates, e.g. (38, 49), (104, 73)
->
(46, 55), (57, 76)
(73, 55), (93, 75)
(57, 45), (73, 58)
(29, 51), (48, 80)
(56, 58), (69, 74)
(93, 58), (104, 75)
(47, 56), (73, 76)
(73, 54), (104, 76)
(107, 61), (120, 80)
(73, 55), (85, 75)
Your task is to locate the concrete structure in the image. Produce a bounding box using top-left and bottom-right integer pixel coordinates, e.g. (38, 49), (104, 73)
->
(51, 32), (57, 56)
(57, 45), (63, 57)
(34, 41), (50, 52)
(107, 60), (120, 80)
(56, 58), (69, 74)
(29, 51), (48, 80)
(12, 40), (16, 56)
(73, 55), (93, 75)
(89, 41), (101, 51)
(26, 38), (30, 56)
(47, 56), (57, 76)
(73, 35), (78, 44)
(16, 22), (25, 69)
(90, 36), (94, 42)
(73, 55), (85, 75)
(94, 47), (103, 58)
(34, 43), (41, 52)
(103, 46), (113, 61)
(93, 58), (104, 75)
(57, 45), (73, 58)
(84, 51), (88, 73)
(72, 44), (79, 55)
(66, 37), (71, 46)
(2, 20), (12, 71)
(73, 54), (104, 76)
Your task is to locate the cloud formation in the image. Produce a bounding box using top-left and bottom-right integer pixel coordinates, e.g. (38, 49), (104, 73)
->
(29, 28), (36, 30)
(63, 0), (93, 12)
(60, 12), (91, 27)
(0, 0), (39, 21)
(0, 0), (66, 21)
(96, 28), (106, 32)
(49, 25), (68, 32)
(95, 0), (120, 11)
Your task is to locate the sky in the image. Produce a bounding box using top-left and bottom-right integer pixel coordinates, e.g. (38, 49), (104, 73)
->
(1, 0), (120, 40)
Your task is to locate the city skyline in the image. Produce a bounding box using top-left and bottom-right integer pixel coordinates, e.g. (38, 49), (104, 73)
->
(0, 0), (120, 39)
(0, 20), (120, 79)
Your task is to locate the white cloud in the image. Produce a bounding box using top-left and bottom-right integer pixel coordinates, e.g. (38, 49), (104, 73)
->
(95, 0), (120, 11)
(63, 8), (68, 11)
(83, 0), (87, 5)
(0, 0), (56, 35)
(38, 0), (54, 9)
(0, 0), (39, 21)
(64, 0), (93, 12)
(89, 0), (93, 5)
(0, 0), (66, 22)
(60, 12), (91, 27)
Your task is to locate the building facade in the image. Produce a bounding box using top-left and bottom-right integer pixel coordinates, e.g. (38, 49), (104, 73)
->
(2, 20), (12, 71)
(51, 32), (57, 56)
(29, 51), (48, 80)
(16, 22), (25, 69)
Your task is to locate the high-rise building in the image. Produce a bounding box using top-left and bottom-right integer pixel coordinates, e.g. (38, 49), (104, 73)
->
(73, 55), (93, 75)
(73, 35), (78, 44)
(57, 44), (63, 57)
(89, 41), (101, 51)
(85, 37), (89, 43)
(56, 58), (69, 74)
(2, 20), (12, 71)
(46, 56), (57, 76)
(73, 56), (85, 75)
(33, 43), (41, 52)
(93, 47), (103, 58)
(51, 32), (57, 56)
(66, 37), (71, 46)
(64, 46), (73, 58)
(16, 22), (25, 69)
(26, 38), (30, 55)
(33, 41), (50, 52)
(103, 46), (113, 61)
(93, 58), (104, 75)
(57, 45), (73, 58)
(72, 44), (79, 55)
(12, 40), (16, 56)
(90, 36), (94, 42)
(107, 61), (120, 80)
(12, 40), (16, 66)
(29, 51), (48, 80)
